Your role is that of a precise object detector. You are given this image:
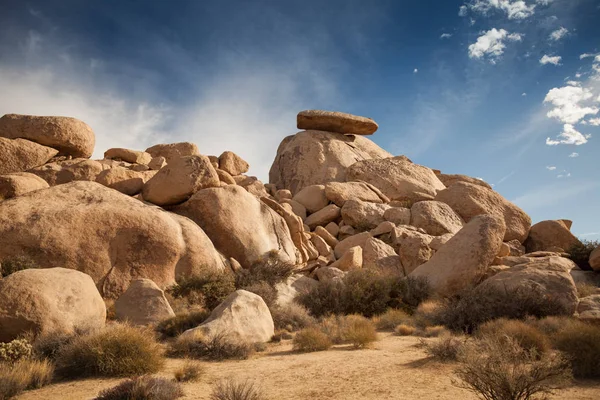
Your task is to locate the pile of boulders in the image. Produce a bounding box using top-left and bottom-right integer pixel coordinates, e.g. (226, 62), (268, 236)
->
(1, 109), (599, 343)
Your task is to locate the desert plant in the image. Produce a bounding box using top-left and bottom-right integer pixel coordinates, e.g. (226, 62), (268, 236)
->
(422, 334), (465, 362)
(168, 271), (236, 311)
(394, 324), (416, 336)
(0, 339), (32, 363)
(270, 303), (316, 332)
(55, 324), (164, 378)
(373, 308), (411, 331)
(171, 331), (253, 361)
(174, 360), (204, 382)
(241, 282), (277, 308)
(155, 311), (210, 339)
(525, 316), (574, 336)
(343, 315), (378, 349)
(391, 276), (432, 309)
(575, 282), (598, 298)
(567, 240), (599, 270)
(317, 315), (348, 344)
(416, 325), (450, 338)
(210, 379), (264, 400)
(477, 319), (550, 356)
(293, 327), (332, 352)
(341, 270), (399, 317)
(234, 250), (295, 288)
(552, 320), (600, 378)
(297, 278), (346, 317)
(454, 335), (571, 400)
(0, 359), (54, 400)
(95, 375), (184, 400)
(412, 300), (443, 328)
(0, 254), (39, 277)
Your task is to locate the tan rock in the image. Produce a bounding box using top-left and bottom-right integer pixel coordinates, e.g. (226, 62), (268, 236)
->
(334, 231), (372, 258)
(115, 279), (175, 326)
(274, 275), (319, 307)
(208, 155), (219, 169)
(363, 237), (402, 274)
(577, 295), (600, 321)
(216, 168), (236, 185)
(148, 156), (167, 170)
(338, 225), (356, 240)
(297, 110), (378, 135)
(104, 148), (152, 165)
(524, 220), (582, 253)
(410, 215), (505, 295)
(142, 155), (219, 206)
(324, 181), (387, 207)
(145, 142), (200, 163)
(276, 189), (293, 201)
(391, 227), (434, 274)
(0, 137), (58, 174)
(590, 246), (600, 272)
(436, 173), (492, 190)
(292, 184), (329, 214)
(310, 233), (335, 261)
(410, 200), (465, 236)
(0, 172), (49, 200)
(0, 268), (106, 342)
(325, 222), (340, 238)
(383, 207), (411, 225)
(181, 290), (274, 343)
(96, 167), (154, 196)
(218, 151), (249, 176)
(281, 199), (307, 220)
(330, 246), (362, 271)
(305, 204), (341, 230)
(341, 199), (390, 230)
(315, 226), (339, 249)
(370, 221), (396, 237)
(346, 156), (445, 203)
(315, 266), (346, 282)
(435, 182), (531, 243)
(506, 239), (526, 256)
(0, 114), (95, 158)
(269, 130), (391, 194)
(28, 158), (106, 186)
(429, 233), (454, 251)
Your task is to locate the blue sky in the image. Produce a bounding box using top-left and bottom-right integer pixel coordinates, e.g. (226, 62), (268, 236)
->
(1, 0), (599, 239)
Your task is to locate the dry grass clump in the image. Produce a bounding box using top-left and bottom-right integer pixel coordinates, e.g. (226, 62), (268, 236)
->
(477, 319), (550, 356)
(210, 379), (264, 400)
(94, 375), (184, 400)
(373, 309), (411, 331)
(417, 325), (450, 338)
(31, 330), (78, 361)
(0, 254), (39, 277)
(168, 271), (236, 311)
(270, 303), (316, 332)
(171, 331), (253, 361)
(55, 324), (164, 378)
(412, 300), (443, 328)
(454, 335), (571, 400)
(552, 320), (600, 378)
(174, 360), (205, 382)
(343, 315), (378, 349)
(575, 282), (598, 298)
(394, 324), (416, 336)
(155, 311), (210, 339)
(0, 359), (54, 400)
(421, 334), (465, 362)
(0, 339), (32, 363)
(525, 316), (573, 336)
(293, 327), (332, 352)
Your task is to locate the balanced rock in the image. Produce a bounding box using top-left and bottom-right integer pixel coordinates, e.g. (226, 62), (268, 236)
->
(104, 148), (152, 165)
(145, 142), (200, 163)
(524, 220), (581, 253)
(218, 151), (249, 176)
(0, 114), (95, 158)
(297, 110), (378, 135)
(0, 172), (49, 200)
(324, 181), (388, 207)
(0, 268), (106, 342)
(410, 200), (465, 236)
(115, 279), (175, 326)
(0, 137), (58, 174)
(182, 290), (274, 343)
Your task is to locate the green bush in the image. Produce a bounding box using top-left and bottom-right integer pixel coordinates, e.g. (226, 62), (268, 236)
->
(210, 379), (264, 400)
(0, 254), (39, 277)
(235, 251), (295, 288)
(567, 240), (599, 271)
(55, 324), (164, 378)
(553, 320), (600, 378)
(168, 271), (236, 311)
(95, 376), (184, 400)
(270, 303), (316, 332)
(155, 311), (210, 339)
(477, 318), (550, 356)
(241, 282), (277, 308)
(170, 331), (253, 361)
(0, 339), (32, 364)
(293, 327), (332, 352)
(0, 359), (54, 400)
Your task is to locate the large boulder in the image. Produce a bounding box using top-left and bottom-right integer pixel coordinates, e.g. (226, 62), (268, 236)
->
(0, 172), (49, 200)
(0, 114), (95, 158)
(524, 220), (582, 253)
(104, 148), (152, 165)
(28, 158), (107, 186)
(269, 130), (391, 194)
(577, 295), (600, 321)
(142, 155), (220, 206)
(297, 110), (378, 135)
(435, 182), (531, 242)
(96, 168), (155, 196)
(305, 204), (341, 230)
(362, 237), (402, 274)
(274, 275), (319, 307)
(218, 151), (249, 176)
(292, 185), (329, 214)
(410, 215), (505, 295)
(0, 137), (58, 174)
(341, 199), (390, 230)
(436, 173), (492, 190)
(324, 181), (388, 207)
(590, 246), (600, 272)
(346, 156), (446, 203)
(145, 142), (200, 163)
(0, 181), (222, 298)
(0, 268), (106, 342)
(390, 226), (434, 274)
(181, 290), (274, 343)
(410, 200), (465, 236)
(174, 185), (297, 269)
(115, 279), (175, 326)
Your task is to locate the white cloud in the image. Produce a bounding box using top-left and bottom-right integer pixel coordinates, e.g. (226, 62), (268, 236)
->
(468, 28), (522, 62)
(440, 33), (452, 39)
(413, 68), (418, 74)
(540, 55), (562, 65)
(536, 0), (553, 5)
(596, 55), (600, 63)
(575, 73), (582, 78)
(543, 86), (599, 124)
(546, 124), (591, 146)
(566, 80), (581, 86)
(549, 27), (568, 41)
(468, 0), (536, 20)
(580, 53), (596, 60)
(522, 92), (527, 96)
(586, 118), (600, 126)
(459, 5), (468, 16)
(546, 166), (556, 170)
(568, 152), (579, 157)
(557, 172), (571, 178)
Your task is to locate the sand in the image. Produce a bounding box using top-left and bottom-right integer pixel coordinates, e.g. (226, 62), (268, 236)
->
(20, 333), (600, 400)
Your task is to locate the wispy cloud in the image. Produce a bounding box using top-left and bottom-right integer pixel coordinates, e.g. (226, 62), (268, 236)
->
(546, 166), (556, 170)
(464, 0), (536, 20)
(440, 33), (452, 39)
(468, 28), (522, 63)
(540, 55), (562, 66)
(549, 27), (569, 41)
(569, 152), (579, 157)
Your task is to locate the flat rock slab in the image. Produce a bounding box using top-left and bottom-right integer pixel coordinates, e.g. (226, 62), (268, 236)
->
(297, 110), (378, 135)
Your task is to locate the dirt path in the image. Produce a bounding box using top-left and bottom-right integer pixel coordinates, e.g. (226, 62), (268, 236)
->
(20, 334), (600, 400)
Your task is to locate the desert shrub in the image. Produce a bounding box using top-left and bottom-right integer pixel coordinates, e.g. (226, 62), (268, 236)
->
(270, 303), (315, 332)
(432, 285), (572, 333)
(0, 339), (32, 363)
(174, 360), (204, 382)
(416, 325), (450, 338)
(235, 251), (295, 288)
(155, 311), (210, 339)
(552, 320), (600, 378)
(241, 282), (277, 308)
(0, 359), (54, 400)
(343, 315), (378, 349)
(105, 300), (117, 321)
(168, 271), (236, 311)
(373, 308), (411, 331)
(477, 319), (550, 356)
(270, 330), (293, 342)
(422, 334), (464, 362)
(171, 332), (253, 361)
(575, 282), (598, 298)
(341, 270), (399, 317)
(297, 278), (346, 317)
(31, 331), (77, 361)
(567, 240), (599, 271)
(210, 379), (264, 400)
(55, 324), (164, 378)
(0, 254), (39, 277)
(394, 324), (416, 336)
(317, 315), (348, 344)
(95, 376), (184, 400)
(391, 276), (432, 309)
(412, 300), (443, 328)
(293, 327), (332, 352)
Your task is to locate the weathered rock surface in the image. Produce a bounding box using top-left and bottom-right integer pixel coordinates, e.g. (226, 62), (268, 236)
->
(334, 231), (372, 258)
(0, 114), (95, 158)
(524, 220), (581, 253)
(115, 279), (175, 325)
(104, 148), (152, 165)
(410, 215), (506, 295)
(0, 172), (49, 200)
(315, 266), (345, 282)
(297, 110), (378, 135)
(28, 158), (107, 186)
(383, 207), (411, 225)
(182, 290), (274, 343)
(145, 142), (200, 163)
(305, 204), (341, 230)
(0, 137), (58, 174)
(96, 167), (154, 195)
(330, 246), (362, 271)
(341, 199), (390, 231)
(0, 268), (106, 342)
(274, 275), (318, 307)
(435, 182), (531, 242)
(292, 184), (328, 214)
(391, 227), (434, 275)
(577, 295), (600, 321)
(436, 173), (492, 190)
(324, 181), (388, 206)
(590, 246), (600, 272)
(218, 151), (249, 176)
(410, 200), (465, 236)
(362, 237), (402, 274)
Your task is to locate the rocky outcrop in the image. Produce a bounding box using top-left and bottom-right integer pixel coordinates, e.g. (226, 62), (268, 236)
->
(96, 168), (155, 196)
(29, 158), (107, 186)
(104, 148), (152, 165)
(218, 151), (249, 176)
(305, 204), (341, 230)
(362, 237), (402, 274)
(297, 110), (378, 135)
(410, 200), (465, 236)
(436, 173), (492, 190)
(0, 172), (49, 200)
(577, 295), (600, 321)
(324, 181), (388, 206)
(0, 137), (58, 174)
(0, 268), (106, 342)
(145, 142), (200, 163)
(115, 279), (175, 326)
(341, 199), (390, 231)
(391, 226), (434, 275)
(275, 275), (319, 307)
(524, 220), (581, 253)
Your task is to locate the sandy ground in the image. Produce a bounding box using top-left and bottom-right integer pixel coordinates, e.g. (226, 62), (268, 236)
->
(20, 333), (600, 400)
